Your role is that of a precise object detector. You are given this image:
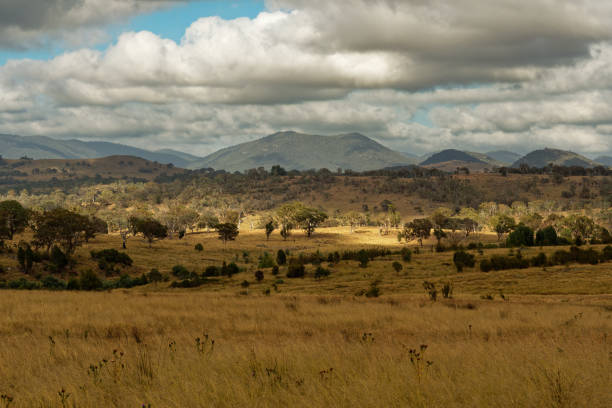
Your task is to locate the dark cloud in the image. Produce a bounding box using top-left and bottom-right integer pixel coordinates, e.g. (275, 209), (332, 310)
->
(0, 0), (192, 49)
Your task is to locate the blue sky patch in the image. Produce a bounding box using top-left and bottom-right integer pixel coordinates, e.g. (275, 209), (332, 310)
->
(0, 0), (265, 65)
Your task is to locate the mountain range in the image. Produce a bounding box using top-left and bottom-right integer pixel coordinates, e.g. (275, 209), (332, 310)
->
(0, 134), (202, 168)
(0, 132), (609, 172)
(595, 156), (612, 167)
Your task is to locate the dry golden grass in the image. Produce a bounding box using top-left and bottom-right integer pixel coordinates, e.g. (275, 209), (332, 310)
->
(0, 227), (611, 407)
(0, 291), (610, 407)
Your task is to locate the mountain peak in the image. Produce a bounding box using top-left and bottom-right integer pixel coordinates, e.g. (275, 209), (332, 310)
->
(188, 132), (416, 171)
(512, 148), (599, 168)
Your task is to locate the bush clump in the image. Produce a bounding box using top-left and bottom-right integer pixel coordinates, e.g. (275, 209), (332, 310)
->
(401, 247), (412, 262)
(41, 275), (66, 290)
(91, 249), (133, 266)
(258, 252), (276, 268)
(171, 265), (191, 279)
(79, 270), (103, 291)
(507, 225), (535, 247)
(286, 263), (305, 278)
(314, 266), (330, 279)
(453, 250), (475, 272)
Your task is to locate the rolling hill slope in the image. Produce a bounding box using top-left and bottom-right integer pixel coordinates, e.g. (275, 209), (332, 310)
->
(594, 156), (612, 167)
(187, 131), (416, 171)
(419, 149), (504, 172)
(485, 150), (521, 166)
(512, 148), (601, 168)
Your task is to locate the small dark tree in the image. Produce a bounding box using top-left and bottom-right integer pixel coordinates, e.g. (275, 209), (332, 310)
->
(494, 215), (516, 241)
(507, 225), (535, 247)
(255, 270), (264, 282)
(433, 227), (447, 246)
(453, 250), (475, 272)
(441, 282), (453, 299)
(49, 246), (69, 273)
(392, 261), (403, 274)
(17, 245), (35, 274)
(215, 223), (239, 246)
(265, 221), (275, 240)
(270, 165), (287, 176)
(132, 217), (168, 248)
(358, 249), (369, 268)
(276, 249), (287, 265)
(31, 208), (90, 257)
(423, 281), (437, 301)
(294, 207), (328, 238)
(84, 216), (108, 243)
(404, 219), (433, 246)
(535, 226), (558, 246)
(280, 225), (290, 240)
(0, 200), (29, 240)
(401, 247), (412, 262)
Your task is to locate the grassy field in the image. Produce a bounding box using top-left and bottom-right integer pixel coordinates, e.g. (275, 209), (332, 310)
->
(0, 291), (609, 407)
(3, 227), (612, 296)
(0, 228), (610, 407)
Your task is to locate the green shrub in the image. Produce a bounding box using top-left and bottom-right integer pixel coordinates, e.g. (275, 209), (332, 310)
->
(79, 270), (103, 291)
(365, 280), (381, 298)
(552, 250), (573, 265)
(170, 279), (203, 288)
(287, 263), (305, 278)
(171, 265), (190, 279)
(530, 252), (548, 267)
(480, 259), (493, 272)
(194, 243), (204, 252)
(221, 262), (240, 277)
(203, 265), (220, 277)
(489, 254), (529, 270)
(601, 246), (612, 261)
(258, 252), (276, 268)
(314, 266), (330, 279)
(571, 246), (599, 265)
(41, 275), (66, 290)
(254, 270), (264, 282)
(66, 278), (81, 290)
(8, 278), (40, 290)
(147, 268), (163, 282)
(90, 249), (132, 266)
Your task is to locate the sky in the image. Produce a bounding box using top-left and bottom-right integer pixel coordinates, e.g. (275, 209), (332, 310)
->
(1, 0), (612, 158)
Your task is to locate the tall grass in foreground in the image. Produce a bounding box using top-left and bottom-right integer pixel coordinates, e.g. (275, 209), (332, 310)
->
(0, 291), (609, 407)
